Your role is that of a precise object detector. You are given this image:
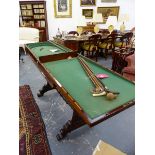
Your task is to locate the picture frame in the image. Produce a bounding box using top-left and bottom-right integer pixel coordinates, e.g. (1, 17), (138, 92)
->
(54, 0), (72, 18)
(82, 9), (93, 18)
(97, 6), (119, 24)
(80, 0), (96, 6)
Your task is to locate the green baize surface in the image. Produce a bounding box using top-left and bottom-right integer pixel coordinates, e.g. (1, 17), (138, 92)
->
(43, 57), (135, 120)
(26, 41), (71, 58)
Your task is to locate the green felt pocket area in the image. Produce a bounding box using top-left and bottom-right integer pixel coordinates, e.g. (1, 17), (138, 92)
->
(43, 57), (135, 119)
(26, 41), (71, 58)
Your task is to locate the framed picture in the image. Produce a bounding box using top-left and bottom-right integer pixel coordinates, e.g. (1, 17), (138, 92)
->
(82, 9), (93, 18)
(101, 0), (117, 2)
(97, 6), (119, 24)
(80, 0), (96, 6)
(54, 0), (72, 18)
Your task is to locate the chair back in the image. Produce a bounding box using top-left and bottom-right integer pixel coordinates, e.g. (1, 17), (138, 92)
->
(81, 30), (95, 35)
(19, 27), (39, 42)
(121, 32), (133, 46)
(122, 53), (135, 81)
(112, 48), (134, 73)
(98, 29), (109, 35)
(88, 34), (102, 47)
(68, 31), (79, 36)
(104, 33), (118, 45)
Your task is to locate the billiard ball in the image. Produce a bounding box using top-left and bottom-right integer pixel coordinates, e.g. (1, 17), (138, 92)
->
(106, 92), (117, 100)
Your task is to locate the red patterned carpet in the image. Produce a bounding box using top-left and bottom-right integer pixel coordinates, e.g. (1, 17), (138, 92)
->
(19, 85), (52, 155)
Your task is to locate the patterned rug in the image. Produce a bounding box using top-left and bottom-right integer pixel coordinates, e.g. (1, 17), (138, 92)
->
(19, 85), (52, 155)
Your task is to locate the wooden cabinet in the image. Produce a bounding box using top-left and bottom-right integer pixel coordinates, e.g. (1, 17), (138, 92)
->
(19, 0), (48, 42)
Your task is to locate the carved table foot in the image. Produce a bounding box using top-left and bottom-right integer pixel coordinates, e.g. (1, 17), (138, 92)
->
(56, 111), (85, 141)
(37, 82), (54, 97)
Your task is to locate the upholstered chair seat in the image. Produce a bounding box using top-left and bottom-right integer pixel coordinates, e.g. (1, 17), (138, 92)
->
(114, 41), (126, 47)
(81, 44), (97, 52)
(98, 42), (113, 49)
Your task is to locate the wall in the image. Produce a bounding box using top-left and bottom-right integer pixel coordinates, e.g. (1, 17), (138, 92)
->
(46, 0), (135, 39)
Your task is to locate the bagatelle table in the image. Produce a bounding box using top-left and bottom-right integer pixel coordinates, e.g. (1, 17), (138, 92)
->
(25, 41), (135, 141)
(26, 40), (73, 62)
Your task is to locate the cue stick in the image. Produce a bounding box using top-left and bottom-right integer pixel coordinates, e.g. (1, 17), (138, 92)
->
(78, 56), (119, 96)
(78, 57), (106, 96)
(79, 57), (105, 87)
(78, 57), (104, 90)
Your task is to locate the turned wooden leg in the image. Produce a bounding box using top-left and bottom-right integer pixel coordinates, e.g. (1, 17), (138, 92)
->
(37, 82), (54, 97)
(56, 111), (85, 141)
(104, 49), (108, 59)
(112, 57), (117, 71)
(19, 52), (24, 63)
(95, 50), (99, 62)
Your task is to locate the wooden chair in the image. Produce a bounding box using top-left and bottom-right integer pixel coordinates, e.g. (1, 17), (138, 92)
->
(111, 48), (135, 74)
(98, 32), (118, 59)
(122, 53), (135, 81)
(114, 32), (133, 50)
(81, 34), (101, 61)
(68, 31), (79, 36)
(19, 27), (39, 62)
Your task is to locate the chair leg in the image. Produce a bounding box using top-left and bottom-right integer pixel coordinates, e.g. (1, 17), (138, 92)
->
(95, 50), (99, 62)
(80, 49), (84, 56)
(19, 47), (24, 63)
(21, 45), (26, 55)
(86, 51), (89, 57)
(104, 49), (108, 59)
(98, 49), (103, 57)
(23, 46), (26, 55)
(19, 52), (24, 63)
